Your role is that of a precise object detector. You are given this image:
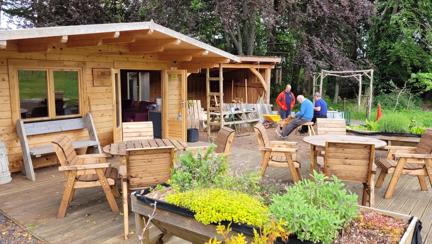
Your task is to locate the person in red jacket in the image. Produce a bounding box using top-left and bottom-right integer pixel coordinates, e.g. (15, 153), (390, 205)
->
(276, 84), (295, 119)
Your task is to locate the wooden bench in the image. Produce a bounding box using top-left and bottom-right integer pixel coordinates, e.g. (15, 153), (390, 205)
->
(316, 118), (346, 135)
(16, 113), (101, 181)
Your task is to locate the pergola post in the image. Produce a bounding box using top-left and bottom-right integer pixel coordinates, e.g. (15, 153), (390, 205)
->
(367, 69), (374, 118)
(358, 75), (362, 108)
(319, 70), (324, 95)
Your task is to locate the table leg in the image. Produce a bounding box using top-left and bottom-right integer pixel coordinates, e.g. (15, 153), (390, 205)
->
(309, 144), (317, 177)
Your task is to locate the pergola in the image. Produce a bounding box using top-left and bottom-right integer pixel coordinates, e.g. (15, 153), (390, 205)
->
(313, 69), (374, 118)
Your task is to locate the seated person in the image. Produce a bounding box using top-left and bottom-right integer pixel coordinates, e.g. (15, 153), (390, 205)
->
(277, 95), (313, 138)
(312, 92), (328, 123)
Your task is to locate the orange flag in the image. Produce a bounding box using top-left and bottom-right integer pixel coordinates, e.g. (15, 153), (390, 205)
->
(376, 103), (382, 121)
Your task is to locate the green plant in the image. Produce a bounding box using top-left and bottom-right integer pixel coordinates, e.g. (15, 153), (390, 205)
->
(269, 172), (358, 244)
(377, 113), (411, 133)
(166, 188), (270, 227)
(170, 146), (227, 192)
(364, 119), (379, 131)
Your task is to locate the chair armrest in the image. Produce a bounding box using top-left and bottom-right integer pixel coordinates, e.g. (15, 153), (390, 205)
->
(394, 153), (432, 159)
(59, 163), (110, 171)
(385, 146), (417, 151)
(77, 154), (108, 164)
(270, 141), (297, 147)
(265, 147), (297, 153)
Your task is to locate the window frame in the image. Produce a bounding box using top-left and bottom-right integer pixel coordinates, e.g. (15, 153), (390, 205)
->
(10, 62), (84, 122)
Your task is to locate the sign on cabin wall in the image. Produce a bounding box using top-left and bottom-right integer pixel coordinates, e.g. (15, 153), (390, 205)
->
(92, 68), (111, 87)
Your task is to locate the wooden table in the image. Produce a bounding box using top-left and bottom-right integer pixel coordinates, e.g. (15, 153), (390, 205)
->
(303, 135), (387, 173)
(103, 138), (189, 156)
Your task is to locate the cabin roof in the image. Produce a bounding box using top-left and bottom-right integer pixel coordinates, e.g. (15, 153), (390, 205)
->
(0, 21), (240, 63)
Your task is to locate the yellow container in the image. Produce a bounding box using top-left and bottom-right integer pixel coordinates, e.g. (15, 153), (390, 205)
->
(263, 114), (281, 123)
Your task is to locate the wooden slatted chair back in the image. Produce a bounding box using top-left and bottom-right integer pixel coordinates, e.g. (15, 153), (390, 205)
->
(52, 136), (78, 166)
(214, 127), (235, 155)
(324, 141), (375, 183)
(122, 122), (154, 141)
(416, 129), (432, 154)
(126, 146), (175, 189)
(254, 123), (270, 149)
(316, 118), (346, 135)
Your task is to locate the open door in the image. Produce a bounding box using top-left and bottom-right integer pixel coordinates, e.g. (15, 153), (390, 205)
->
(112, 68), (122, 142)
(162, 70), (187, 141)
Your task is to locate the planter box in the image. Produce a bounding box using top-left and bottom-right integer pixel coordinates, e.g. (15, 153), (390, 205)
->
(131, 192), (420, 244)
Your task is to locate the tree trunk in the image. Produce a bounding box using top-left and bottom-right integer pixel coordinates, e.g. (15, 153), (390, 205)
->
(333, 79), (339, 103)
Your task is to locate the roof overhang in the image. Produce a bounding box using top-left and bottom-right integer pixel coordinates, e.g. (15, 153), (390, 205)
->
(0, 21), (240, 69)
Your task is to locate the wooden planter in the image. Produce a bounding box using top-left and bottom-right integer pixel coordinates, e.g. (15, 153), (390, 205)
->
(131, 193), (419, 244)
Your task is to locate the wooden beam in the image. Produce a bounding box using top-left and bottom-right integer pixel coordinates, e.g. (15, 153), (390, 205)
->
(16, 36), (65, 52)
(176, 62), (219, 70)
(157, 49), (203, 61)
(221, 63), (275, 69)
(128, 38), (177, 53)
(67, 32), (119, 48)
(248, 68), (268, 93)
(191, 57), (230, 63)
(264, 68), (271, 104)
(0, 40), (6, 49)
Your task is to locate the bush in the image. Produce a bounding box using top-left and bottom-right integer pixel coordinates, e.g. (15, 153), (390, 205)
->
(166, 188), (270, 227)
(377, 113), (411, 133)
(269, 172), (358, 244)
(170, 146), (228, 192)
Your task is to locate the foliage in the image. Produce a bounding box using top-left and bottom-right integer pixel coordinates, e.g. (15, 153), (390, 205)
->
(375, 92), (422, 111)
(169, 146), (227, 192)
(269, 172), (358, 244)
(410, 73), (432, 92)
(377, 113), (411, 133)
(368, 0), (432, 92)
(166, 188), (270, 227)
(364, 119), (379, 131)
(206, 220), (289, 244)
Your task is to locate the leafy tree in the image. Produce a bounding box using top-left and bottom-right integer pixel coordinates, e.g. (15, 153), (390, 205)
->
(368, 0), (432, 93)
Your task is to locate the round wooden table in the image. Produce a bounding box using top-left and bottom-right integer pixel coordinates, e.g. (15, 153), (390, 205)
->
(303, 135), (387, 173)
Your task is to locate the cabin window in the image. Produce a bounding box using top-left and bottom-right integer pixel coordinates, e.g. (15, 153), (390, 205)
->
(18, 70), (49, 119)
(53, 71), (79, 116)
(18, 69), (81, 120)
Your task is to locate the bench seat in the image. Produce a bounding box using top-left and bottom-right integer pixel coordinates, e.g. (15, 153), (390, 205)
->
(30, 140), (99, 157)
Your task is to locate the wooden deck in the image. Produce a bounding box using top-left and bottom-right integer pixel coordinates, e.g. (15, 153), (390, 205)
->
(0, 131), (431, 243)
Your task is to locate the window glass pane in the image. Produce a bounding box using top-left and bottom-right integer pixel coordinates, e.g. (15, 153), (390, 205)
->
(53, 71), (79, 116)
(18, 70), (48, 119)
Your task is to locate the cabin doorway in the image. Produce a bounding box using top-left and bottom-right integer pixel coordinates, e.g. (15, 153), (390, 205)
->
(112, 69), (187, 142)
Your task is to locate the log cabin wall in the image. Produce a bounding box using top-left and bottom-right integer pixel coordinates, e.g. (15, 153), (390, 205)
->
(0, 45), (171, 172)
(187, 69), (267, 105)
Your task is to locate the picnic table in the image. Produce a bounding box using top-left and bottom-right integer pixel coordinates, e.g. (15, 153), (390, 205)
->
(303, 135), (387, 173)
(103, 138), (189, 156)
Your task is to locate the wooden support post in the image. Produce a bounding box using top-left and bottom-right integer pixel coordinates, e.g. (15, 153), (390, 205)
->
(219, 64), (224, 128)
(245, 78), (248, 104)
(231, 80), (234, 102)
(264, 68), (271, 104)
(206, 68), (210, 136)
(358, 75), (362, 108)
(320, 70), (325, 96)
(367, 70), (374, 118)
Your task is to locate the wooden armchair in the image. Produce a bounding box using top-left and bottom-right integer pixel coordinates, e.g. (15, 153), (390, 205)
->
(324, 141), (375, 207)
(52, 136), (119, 218)
(187, 127), (235, 156)
(121, 146), (175, 239)
(254, 123), (301, 182)
(376, 129), (432, 199)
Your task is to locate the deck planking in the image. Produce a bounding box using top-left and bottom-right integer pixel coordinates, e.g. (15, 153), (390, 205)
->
(0, 130), (430, 243)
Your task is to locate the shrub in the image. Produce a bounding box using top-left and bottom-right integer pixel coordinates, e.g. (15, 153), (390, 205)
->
(166, 188), (270, 227)
(170, 146), (228, 192)
(377, 113), (411, 133)
(269, 172), (358, 244)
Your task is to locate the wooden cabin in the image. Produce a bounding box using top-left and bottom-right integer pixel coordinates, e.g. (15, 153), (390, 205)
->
(0, 22), (279, 175)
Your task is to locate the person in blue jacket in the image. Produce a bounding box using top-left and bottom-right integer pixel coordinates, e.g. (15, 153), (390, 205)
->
(312, 92), (328, 123)
(278, 95), (314, 138)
